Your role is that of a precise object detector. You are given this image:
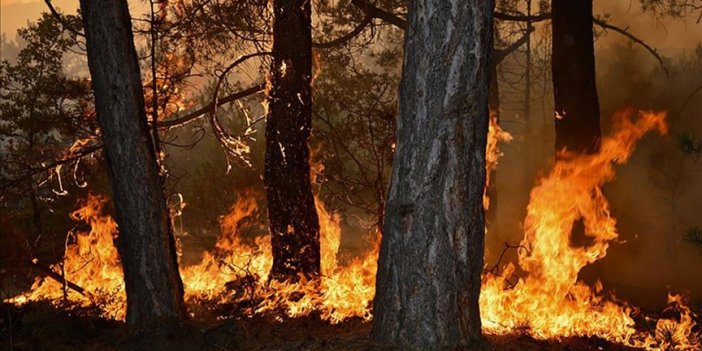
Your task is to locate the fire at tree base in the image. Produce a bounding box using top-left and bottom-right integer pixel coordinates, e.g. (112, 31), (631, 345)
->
(4, 110), (701, 351)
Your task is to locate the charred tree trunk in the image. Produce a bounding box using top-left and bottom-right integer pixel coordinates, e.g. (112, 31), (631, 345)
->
(264, 0), (321, 281)
(551, 0), (601, 154)
(79, 0), (187, 324)
(371, 0), (495, 348)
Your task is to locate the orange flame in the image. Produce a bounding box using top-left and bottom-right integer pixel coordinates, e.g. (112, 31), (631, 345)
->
(485, 111), (513, 210)
(7, 194), (125, 320)
(5, 109), (699, 350)
(480, 109), (698, 348)
(182, 190), (377, 323)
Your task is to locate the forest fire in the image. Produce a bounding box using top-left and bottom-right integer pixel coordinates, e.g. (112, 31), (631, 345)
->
(3, 0), (702, 349)
(6, 109), (699, 350)
(8, 192), (377, 324)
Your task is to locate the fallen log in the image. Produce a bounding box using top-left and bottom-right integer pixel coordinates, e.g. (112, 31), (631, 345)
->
(28, 259), (87, 297)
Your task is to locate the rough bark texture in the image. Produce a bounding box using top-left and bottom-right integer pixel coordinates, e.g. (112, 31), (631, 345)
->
(79, 0), (187, 324)
(264, 0), (321, 281)
(371, 0), (495, 349)
(552, 0), (601, 154)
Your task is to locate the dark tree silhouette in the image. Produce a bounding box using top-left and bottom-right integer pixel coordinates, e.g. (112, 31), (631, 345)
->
(79, 0), (187, 324)
(552, 0), (601, 153)
(371, 0), (495, 348)
(264, 0), (321, 281)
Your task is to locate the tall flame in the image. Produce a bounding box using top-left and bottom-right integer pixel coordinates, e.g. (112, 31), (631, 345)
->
(481, 109), (700, 349)
(5, 109), (700, 349)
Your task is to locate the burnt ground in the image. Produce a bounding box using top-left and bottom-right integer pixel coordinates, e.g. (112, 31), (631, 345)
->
(0, 301), (671, 351)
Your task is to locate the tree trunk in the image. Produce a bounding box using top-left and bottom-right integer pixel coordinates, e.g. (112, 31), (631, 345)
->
(264, 0), (321, 281)
(551, 0), (601, 154)
(371, 0), (495, 348)
(79, 0), (187, 324)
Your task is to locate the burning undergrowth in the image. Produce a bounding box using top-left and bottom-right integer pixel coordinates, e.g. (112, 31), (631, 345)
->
(3, 109), (701, 350)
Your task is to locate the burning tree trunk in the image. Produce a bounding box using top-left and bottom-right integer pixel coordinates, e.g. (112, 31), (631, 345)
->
(552, 0), (601, 153)
(264, 0), (321, 281)
(79, 0), (187, 324)
(371, 0), (495, 348)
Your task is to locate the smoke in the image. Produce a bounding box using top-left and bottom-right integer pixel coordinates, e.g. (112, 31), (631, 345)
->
(489, 8), (702, 311)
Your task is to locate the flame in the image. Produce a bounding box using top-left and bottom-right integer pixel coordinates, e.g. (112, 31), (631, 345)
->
(642, 294), (702, 350)
(480, 109), (696, 348)
(484, 111), (513, 210)
(5, 108), (699, 350)
(7, 194), (125, 320)
(182, 189), (377, 323)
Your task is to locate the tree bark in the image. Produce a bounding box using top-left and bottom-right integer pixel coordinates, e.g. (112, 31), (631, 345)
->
(79, 0), (187, 324)
(264, 0), (321, 281)
(551, 0), (601, 154)
(371, 0), (495, 348)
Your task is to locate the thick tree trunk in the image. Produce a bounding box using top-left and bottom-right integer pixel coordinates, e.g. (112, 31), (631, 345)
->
(371, 0), (495, 348)
(79, 0), (187, 324)
(264, 0), (321, 281)
(551, 0), (601, 154)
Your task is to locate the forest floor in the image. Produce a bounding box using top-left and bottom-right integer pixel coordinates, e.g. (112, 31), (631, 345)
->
(0, 301), (657, 351)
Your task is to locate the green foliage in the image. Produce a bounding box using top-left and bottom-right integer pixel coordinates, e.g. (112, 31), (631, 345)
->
(0, 13), (94, 188)
(0, 13), (101, 265)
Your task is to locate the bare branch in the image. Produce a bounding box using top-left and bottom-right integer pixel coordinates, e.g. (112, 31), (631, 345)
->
(490, 10), (669, 77)
(0, 144), (102, 192)
(313, 15), (373, 49)
(29, 259), (87, 296)
(671, 82), (702, 128)
(158, 84), (265, 128)
(494, 25), (535, 65)
(350, 0), (408, 30)
(210, 52), (271, 161)
(593, 18), (670, 77)
(43, 0), (85, 38)
(494, 11), (551, 22)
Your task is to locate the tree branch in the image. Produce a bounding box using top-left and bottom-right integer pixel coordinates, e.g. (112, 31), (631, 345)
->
(670, 82), (702, 128)
(158, 83), (265, 128)
(210, 52), (271, 160)
(490, 11), (669, 76)
(350, 0), (408, 30)
(494, 25), (535, 65)
(593, 18), (669, 77)
(29, 259), (87, 296)
(313, 15), (373, 49)
(43, 0), (85, 38)
(0, 144), (102, 192)
(494, 11), (551, 23)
